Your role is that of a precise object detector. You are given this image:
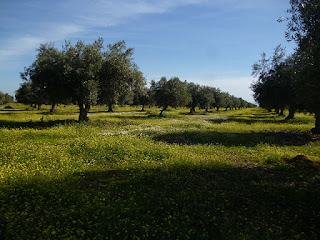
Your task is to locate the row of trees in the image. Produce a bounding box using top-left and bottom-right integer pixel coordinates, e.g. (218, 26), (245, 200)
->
(16, 39), (146, 121)
(251, 0), (320, 133)
(0, 91), (14, 105)
(148, 77), (254, 116)
(16, 38), (254, 120)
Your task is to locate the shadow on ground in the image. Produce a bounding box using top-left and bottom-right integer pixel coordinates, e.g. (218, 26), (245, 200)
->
(0, 119), (77, 129)
(206, 113), (314, 125)
(154, 130), (312, 147)
(0, 109), (29, 112)
(1, 165), (319, 239)
(207, 116), (288, 125)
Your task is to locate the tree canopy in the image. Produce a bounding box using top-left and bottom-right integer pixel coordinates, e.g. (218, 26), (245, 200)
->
(0, 91), (14, 105)
(252, 0), (320, 133)
(17, 38), (145, 121)
(17, 38), (255, 120)
(151, 77), (191, 116)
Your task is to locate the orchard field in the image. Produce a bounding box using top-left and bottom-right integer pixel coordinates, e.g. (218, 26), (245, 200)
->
(0, 104), (319, 239)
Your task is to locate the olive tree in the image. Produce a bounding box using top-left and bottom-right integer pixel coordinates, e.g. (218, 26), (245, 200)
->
(63, 38), (104, 121)
(99, 41), (145, 112)
(284, 0), (320, 133)
(151, 77), (191, 116)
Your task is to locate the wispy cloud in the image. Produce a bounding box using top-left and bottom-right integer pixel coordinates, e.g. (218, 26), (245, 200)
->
(0, 23), (83, 68)
(0, 0), (206, 66)
(0, 36), (44, 63)
(60, 0), (207, 27)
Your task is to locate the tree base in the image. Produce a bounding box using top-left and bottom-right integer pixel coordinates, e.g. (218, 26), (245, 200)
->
(107, 106), (114, 112)
(285, 116), (295, 120)
(79, 116), (89, 122)
(311, 127), (320, 134)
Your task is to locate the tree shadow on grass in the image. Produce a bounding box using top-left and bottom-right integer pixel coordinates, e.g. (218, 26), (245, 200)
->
(0, 109), (30, 112)
(1, 165), (319, 239)
(0, 119), (77, 129)
(154, 130), (312, 147)
(37, 111), (77, 116)
(98, 114), (169, 120)
(207, 116), (288, 125)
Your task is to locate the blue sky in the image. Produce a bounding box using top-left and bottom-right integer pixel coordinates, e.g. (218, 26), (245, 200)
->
(0, 0), (296, 103)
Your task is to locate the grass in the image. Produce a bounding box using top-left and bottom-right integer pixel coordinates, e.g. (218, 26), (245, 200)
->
(0, 104), (319, 239)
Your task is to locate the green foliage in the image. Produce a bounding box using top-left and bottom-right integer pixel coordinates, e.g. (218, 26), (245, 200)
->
(187, 84), (216, 113)
(15, 82), (37, 106)
(18, 38), (254, 122)
(289, 0), (320, 129)
(99, 41), (145, 111)
(287, 0), (320, 132)
(199, 86), (216, 110)
(187, 82), (201, 113)
(0, 91), (14, 105)
(18, 38), (145, 121)
(151, 77), (191, 116)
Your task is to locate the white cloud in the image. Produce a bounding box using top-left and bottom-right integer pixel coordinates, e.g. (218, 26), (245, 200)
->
(0, 0), (206, 65)
(61, 0), (207, 27)
(0, 36), (45, 63)
(0, 23), (84, 68)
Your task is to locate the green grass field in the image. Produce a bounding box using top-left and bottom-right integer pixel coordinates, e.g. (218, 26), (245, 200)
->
(0, 104), (319, 239)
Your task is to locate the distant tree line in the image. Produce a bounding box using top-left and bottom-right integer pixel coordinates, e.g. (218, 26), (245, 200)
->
(147, 77), (255, 116)
(251, 0), (320, 133)
(16, 38), (254, 121)
(0, 91), (14, 105)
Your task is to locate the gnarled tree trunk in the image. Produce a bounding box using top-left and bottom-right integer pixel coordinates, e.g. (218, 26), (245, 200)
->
(50, 104), (57, 113)
(79, 104), (90, 122)
(107, 105), (114, 112)
(159, 106), (167, 116)
(190, 106), (196, 114)
(285, 106), (296, 120)
(311, 112), (320, 134)
(279, 107), (285, 116)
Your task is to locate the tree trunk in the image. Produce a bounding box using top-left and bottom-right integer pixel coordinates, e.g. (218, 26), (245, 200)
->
(190, 106), (196, 114)
(141, 104), (145, 112)
(79, 104), (90, 122)
(216, 107), (220, 112)
(50, 104), (57, 113)
(159, 106), (167, 116)
(279, 107), (285, 116)
(311, 112), (320, 134)
(37, 104), (42, 110)
(205, 107), (209, 112)
(107, 105), (113, 112)
(285, 106), (296, 120)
